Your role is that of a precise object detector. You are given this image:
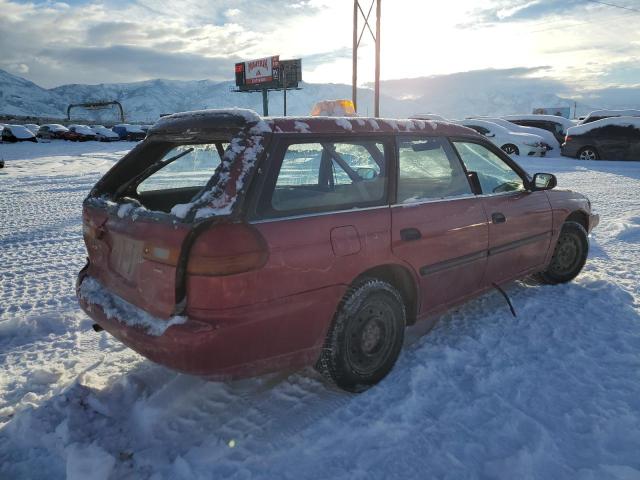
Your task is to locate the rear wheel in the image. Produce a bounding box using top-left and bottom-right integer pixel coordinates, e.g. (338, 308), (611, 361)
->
(316, 279), (406, 392)
(502, 144), (519, 155)
(537, 221), (589, 284)
(578, 146), (599, 160)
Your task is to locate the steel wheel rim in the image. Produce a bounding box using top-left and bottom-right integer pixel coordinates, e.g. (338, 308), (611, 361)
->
(345, 298), (397, 376)
(503, 145), (517, 155)
(550, 232), (582, 275)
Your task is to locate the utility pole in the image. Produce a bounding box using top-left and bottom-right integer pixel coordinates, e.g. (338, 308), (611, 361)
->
(374, 0), (381, 117)
(352, 0), (381, 116)
(262, 89), (269, 116)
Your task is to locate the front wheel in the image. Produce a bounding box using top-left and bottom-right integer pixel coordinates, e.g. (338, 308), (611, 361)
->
(316, 279), (406, 392)
(578, 146), (599, 160)
(537, 221), (589, 284)
(502, 144), (519, 155)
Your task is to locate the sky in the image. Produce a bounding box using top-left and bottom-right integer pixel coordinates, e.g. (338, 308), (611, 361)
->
(1, 0), (639, 93)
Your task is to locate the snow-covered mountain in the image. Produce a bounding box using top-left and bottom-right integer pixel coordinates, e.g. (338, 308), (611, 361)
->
(0, 70), (68, 118)
(0, 68), (620, 122)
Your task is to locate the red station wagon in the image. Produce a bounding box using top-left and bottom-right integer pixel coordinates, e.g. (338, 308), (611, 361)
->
(77, 109), (599, 391)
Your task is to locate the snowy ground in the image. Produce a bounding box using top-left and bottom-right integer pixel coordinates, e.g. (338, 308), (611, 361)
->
(1, 141), (639, 480)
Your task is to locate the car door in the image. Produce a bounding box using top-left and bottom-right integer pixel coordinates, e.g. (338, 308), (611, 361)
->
(627, 124), (640, 160)
(451, 140), (553, 284)
(391, 136), (489, 313)
(250, 136), (393, 304)
(593, 125), (629, 160)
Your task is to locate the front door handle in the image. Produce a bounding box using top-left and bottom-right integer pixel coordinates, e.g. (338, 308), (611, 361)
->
(400, 228), (422, 241)
(491, 212), (506, 224)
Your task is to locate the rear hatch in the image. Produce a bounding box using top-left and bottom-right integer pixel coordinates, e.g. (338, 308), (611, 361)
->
(83, 206), (191, 318)
(81, 109), (269, 319)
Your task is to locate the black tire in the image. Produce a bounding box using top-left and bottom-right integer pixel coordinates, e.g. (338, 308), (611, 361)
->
(537, 221), (589, 284)
(316, 279), (406, 392)
(502, 144), (519, 155)
(577, 146), (599, 160)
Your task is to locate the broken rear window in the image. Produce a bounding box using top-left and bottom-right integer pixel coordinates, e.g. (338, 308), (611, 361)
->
(137, 143), (227, 193)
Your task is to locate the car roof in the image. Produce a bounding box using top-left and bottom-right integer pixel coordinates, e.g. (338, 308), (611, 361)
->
(149, 108), (479, 139)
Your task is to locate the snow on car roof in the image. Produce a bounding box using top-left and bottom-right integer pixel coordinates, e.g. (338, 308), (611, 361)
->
(502, 114), (575, 129)
(583, 109), (640, 119)
(43, 124), (68, 131)
(7, 125), (36, 138)
(147, 108), (478, 138)
(567, 116), (640, 136)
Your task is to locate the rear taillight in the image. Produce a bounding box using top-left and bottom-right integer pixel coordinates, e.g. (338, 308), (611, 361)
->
(143, 223), (268, 276)
(564, 135), (572, 143)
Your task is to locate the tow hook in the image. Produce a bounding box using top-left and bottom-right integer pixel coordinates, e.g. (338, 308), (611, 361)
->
(92, 324), (104, 332)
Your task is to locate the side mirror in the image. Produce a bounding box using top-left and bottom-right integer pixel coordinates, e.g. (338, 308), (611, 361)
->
(356, 167), (377, 180)
(485, 132), (496, 138)
(531, 172), (557, 191)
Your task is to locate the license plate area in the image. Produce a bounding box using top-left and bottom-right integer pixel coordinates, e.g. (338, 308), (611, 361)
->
(109, 234), (144, 282)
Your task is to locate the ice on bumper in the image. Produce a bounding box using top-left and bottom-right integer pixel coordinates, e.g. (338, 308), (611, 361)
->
(78, 277), (186, 336)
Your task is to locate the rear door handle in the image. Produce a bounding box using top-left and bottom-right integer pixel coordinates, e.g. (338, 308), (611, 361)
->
(491, 212), (506, 224)
(400, 228), (422, 241)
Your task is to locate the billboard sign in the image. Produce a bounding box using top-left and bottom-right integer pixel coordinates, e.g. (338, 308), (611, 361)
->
(244, 56), (279, 85)
(532, 107), (571, 119)
(235, 56), (301, 91)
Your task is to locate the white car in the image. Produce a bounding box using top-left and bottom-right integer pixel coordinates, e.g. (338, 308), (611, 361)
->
(455, 119), (546, 156)
(23, 124), (41, 135)
(470, 117), (560, 153)
(90, 125), (120, 142)
(579, 109), (640, 125)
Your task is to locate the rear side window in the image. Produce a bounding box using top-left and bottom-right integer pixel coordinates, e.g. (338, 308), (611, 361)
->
(137, 144), (225, 192)
(453, 142), (525, 194)
(397, 137), (472, 203)
(262, 139), (388, 216)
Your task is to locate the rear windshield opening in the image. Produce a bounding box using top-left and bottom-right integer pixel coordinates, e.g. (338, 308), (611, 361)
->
(114, 141), (228, 213)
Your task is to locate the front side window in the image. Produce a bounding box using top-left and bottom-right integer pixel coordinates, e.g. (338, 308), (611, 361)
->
(453, 142), (525, 194)
(266, 140), (387, 215)
(137, 144), (225, 192)
(397, 137), (472, 203)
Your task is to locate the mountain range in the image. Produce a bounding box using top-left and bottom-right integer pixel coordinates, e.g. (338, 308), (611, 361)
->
(1, 67), (632, 123)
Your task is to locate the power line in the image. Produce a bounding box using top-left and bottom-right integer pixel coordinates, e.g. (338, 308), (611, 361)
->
(586, 0), (640, 14)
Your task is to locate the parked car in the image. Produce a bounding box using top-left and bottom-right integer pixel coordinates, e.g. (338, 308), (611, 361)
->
(112, 124), (146, 141)
(562, 116), (640, 160)
(76, 109), (599, 391)
(90, 125), (120, 142)
(502, 114), (575, 144)
(1, 124), (37, 143)
(454, 119), (546, 156)
(37, 124), (70, 140)
(23, 123), (41, 135)
(470, 117), (560, 153)
(579, 109), (640, 125)
(68, 124), (98, 141)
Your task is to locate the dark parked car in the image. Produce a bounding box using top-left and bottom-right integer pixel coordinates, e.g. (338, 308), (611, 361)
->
(1, 124), (37, 143)
(502, 115), (574, 144)
(77, 109), (599, 391)
(37, 124), (70, 140)
(562, 117), (640, 160)
(112, 124), (146, 141)
(68, 124), (98, 141)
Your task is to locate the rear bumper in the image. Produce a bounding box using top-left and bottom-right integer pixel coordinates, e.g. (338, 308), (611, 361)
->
(76, 270), (343, 379)
(561, 143), (579, 158)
